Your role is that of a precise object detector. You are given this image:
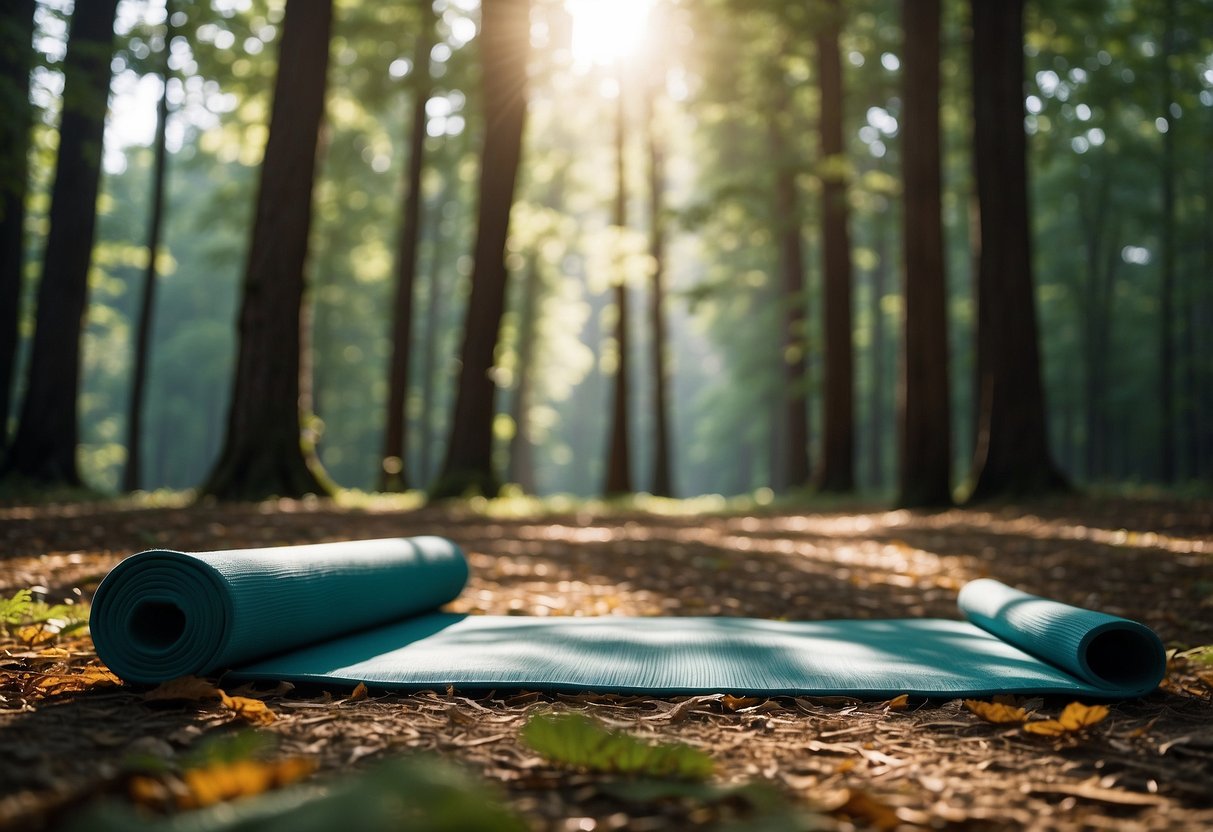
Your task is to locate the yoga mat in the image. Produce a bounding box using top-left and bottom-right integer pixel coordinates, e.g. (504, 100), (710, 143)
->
(90, 537), (1166, 698)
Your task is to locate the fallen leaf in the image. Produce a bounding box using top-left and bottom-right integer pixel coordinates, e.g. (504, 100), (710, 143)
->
(840, 788), (900, 831)
(220, 693), (277, 726)
(965, 699), (1030, 724)
(176, 757), (315, 809)
(521, 712), (713, 780)
(34, 665), (121, 696)
(17, 625), (56, 646)
(1023, 702), (1109, 736)
(144, 676), (225, 703)
(721, 694), (759, 711)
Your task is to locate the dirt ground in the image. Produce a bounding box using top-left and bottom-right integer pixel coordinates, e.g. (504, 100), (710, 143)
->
(1, 494), (1211, 830)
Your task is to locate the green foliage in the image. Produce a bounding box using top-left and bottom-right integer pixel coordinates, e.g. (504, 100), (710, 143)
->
(68, 754), (527, 832)
(0, 588), (88, 636)
(521, 711), (714, 780)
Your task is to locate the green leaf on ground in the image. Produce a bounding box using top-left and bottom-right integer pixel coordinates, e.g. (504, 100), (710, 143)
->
(521, 711), (714, 780)
(66, 755), (527, 832)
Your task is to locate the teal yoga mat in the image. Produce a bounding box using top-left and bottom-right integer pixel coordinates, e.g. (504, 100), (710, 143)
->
(90, 537), (1166, 698)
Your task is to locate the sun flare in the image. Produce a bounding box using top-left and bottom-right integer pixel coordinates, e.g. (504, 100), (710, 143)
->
(567, 0), (654, 68)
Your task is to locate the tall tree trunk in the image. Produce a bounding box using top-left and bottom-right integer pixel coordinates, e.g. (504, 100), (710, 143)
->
(604, 78), (633, 496)
(201, 0), (335, 501)
(380, 0), (435, 492)
(768, 99), (811, 491)
(897, 0), (951, 507)
(645, 79), (673, 497)
(0, 0), (36, 453)
(1201, 105), (1213, 481)
(868, 208), (890, 491)
(1158, 0), (1176, 483)
(814, 0), (855, 493)
(417, 192), (446, 487)
(432, 0), (531, 499)
(507, 257), (540, 492)
(1, 0), (119, 486)
(123, 6), (175, 493)
(966, 0), (1065, 500)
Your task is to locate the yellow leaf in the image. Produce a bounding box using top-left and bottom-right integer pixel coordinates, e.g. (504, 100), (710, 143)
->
(178, 757), (315, 809)
(144, 676), (225, 702)
(17, 625), (55, 645)
(35, 666), (122, 696)
(721, 694), (759, 711)
(1023, 702), (1109, 736)
(965, 699), (1030, 724)
(349, 682), (368, 702)
(885, 694), (909, 711)
(220, 692), (277, 725)
(840, 789), (900, 831)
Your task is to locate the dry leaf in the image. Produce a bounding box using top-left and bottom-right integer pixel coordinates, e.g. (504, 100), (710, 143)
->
(34, 666), (121, 696)
(348, 682), (368, 702)
(840, 788), (900, 831)
(144, 676), (225, 702)
(17, 625), (56, 646)
(178, 757), (316, 809)
(965, 699), (1030, 724)
(1023, 702), (1109, 736)
(220, 693), (277, 726)
(885, 694), (909, 711)
(144, 676), (276, 724)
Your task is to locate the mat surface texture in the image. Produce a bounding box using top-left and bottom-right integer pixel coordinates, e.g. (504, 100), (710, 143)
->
(90, 537), (1166, 698)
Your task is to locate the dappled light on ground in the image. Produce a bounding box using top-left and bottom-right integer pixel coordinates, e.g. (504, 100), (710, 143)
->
(1, 495), (1212, 830)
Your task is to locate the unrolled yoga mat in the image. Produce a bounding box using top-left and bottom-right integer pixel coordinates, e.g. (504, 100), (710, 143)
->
(90, 536), (1167, 698)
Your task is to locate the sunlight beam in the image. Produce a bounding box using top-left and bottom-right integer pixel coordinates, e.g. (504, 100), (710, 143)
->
(567, 0), (653, 69)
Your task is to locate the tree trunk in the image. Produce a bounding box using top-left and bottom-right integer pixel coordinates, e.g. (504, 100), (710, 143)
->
(645, 79), (673, 497)
(0, 0), (35, 453)
(604, 79), (633, 496)
(814, 0), (855, 493)
(867, 208), (888, 490)
(123, 7), (175, 493)
(966, 0), (1065, 500)
(380, 0), (435, 492)
(1158, 0), (1176, 483)
(432, 0), (531, 499)
(1, 0), (119, 486)
(201, 0), (335, 501)
(417, 192), (446, 487)
(507, 257), (540, 493)
(768, 98), (811, 491)
(897, 0), (951, 507)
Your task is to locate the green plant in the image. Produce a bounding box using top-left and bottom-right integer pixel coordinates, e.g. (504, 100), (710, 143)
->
(521, 711), (714, 780)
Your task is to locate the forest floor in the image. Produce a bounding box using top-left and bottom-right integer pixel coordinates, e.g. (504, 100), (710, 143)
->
(1, 492), (1212, 831)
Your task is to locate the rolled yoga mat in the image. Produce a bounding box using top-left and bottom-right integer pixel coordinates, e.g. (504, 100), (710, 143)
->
(90, 537), (1166, 698)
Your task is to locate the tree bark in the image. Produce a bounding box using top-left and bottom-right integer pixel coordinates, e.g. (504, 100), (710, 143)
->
(506, 257), (540, 492)
(604, 78), (633, 496)
(201, 0), (335, 501)
(1158, 0), (1176, 483)
(432, 0), (531, 499)
(417, 191), (446, 487)
(379, 0), (435, 492)
(896, 0), (951, 507)
(123, 6), (175, 493)
(867, 208), (888, 490)
(768, 96), (811, 491)
(645, 79), (673, 497)
(966, 0), (1065, 500)
(0, 0), (35, 454)
(813, 0), (855, 493)
(1, 0), (119, 486)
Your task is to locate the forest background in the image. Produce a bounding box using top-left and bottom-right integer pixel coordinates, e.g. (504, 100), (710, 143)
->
(0, 0), (1210, 505)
